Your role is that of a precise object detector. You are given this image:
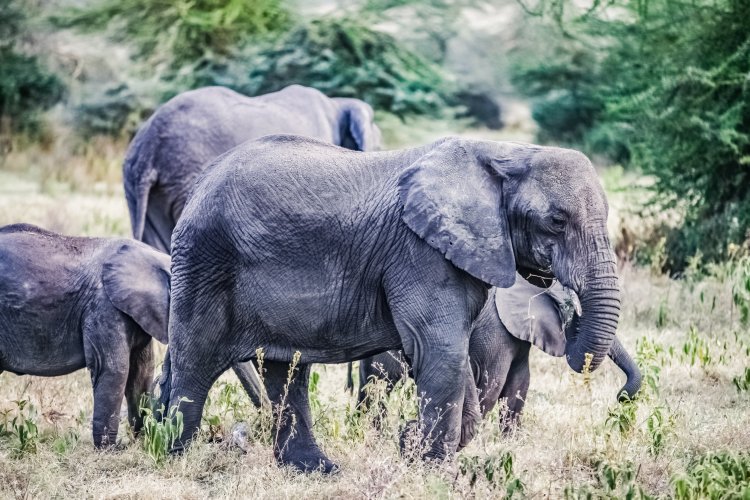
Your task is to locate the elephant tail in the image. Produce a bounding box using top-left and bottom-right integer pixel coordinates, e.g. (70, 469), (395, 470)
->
(346, 362), (355, 394)
(123, 117), (158, 242)
(608, 337), (643, 401)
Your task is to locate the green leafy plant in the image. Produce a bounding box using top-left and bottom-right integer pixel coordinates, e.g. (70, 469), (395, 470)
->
(139, 397), (187, 465)
(646, 405), (673, 456)
(458, 451), (526, 496)
(564, 460), (651, 499)
(733, 367), (750, 392)
(0, 399), (40, 457)
(682, 325), (713, 368)
(672, 452), (750, 499)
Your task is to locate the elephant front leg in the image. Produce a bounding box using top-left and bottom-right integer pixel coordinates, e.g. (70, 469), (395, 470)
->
(263, 360), (337, 474)
(400, 346), (473, 461)
(125, 340), (155, 436)
(90, 367), (129, 448)
(458, 369), (481, 450)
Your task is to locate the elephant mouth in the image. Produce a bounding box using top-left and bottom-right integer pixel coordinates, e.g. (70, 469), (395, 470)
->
(517, 265), (555, 288)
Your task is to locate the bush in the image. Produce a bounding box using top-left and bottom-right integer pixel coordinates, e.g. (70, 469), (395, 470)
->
(511, 0), (750, 272)
(238, 17), (452, 117)
(0, 0), (64, 137)
(54, 0), (291, 69)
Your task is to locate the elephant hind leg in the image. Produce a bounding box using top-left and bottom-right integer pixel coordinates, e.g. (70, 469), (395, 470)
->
(264, 360), (337, 474)
(125, 339), (155, 436)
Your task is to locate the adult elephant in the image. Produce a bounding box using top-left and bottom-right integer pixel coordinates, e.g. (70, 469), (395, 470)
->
(123, 85), (381, 253)
(352, 276), (642, 431)
(160, 135), (621, 473)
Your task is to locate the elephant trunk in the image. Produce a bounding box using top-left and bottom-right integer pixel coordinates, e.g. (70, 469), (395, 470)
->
(608, 337), (643, 401)
(564, 247), (621, 374)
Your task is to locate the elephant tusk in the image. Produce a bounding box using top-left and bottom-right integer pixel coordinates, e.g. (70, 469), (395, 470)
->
(564, 286), (583, 317)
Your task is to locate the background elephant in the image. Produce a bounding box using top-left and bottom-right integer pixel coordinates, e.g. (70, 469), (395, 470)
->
(0, 224), (170, 447)
(162, 134), (621, 473)
(351, 276), (642, 431)
(123, 84), (382, 253)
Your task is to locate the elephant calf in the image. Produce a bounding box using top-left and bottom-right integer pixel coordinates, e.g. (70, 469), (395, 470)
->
(0, 224), (171, 447)
(353, 276), (642, 430)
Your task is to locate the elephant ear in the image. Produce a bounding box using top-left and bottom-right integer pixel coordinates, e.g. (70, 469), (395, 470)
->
(102, 243), (171, 344)
(398, 138), (524, 288)
(337, 98), (379, 151)
(494, 277), (567, 356)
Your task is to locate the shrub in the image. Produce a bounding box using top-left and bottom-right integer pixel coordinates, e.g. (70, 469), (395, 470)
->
(512, 0), (750, 272)
(237, 17), (452, 117)
(0, 0), (65, 137)
(672, 452), (750, 499)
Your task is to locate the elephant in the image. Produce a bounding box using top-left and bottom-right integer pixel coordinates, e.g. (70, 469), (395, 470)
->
(0, 223), (170, 447)
(0, 223), (267, 447)
(123, 84), (382, 254)
(160, 134), (622, 473)
(351, 276), (642, 431)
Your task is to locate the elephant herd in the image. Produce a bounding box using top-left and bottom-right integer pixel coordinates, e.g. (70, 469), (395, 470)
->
(0, 84), (641, 473)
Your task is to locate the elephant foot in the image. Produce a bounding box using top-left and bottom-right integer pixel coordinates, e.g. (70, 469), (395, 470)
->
(277, 448), (339, 474)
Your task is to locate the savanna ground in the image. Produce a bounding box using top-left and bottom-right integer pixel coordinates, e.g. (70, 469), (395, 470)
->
(1, 120), (749, 499)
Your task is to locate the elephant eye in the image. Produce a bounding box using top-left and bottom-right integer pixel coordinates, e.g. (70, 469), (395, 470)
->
(551, 213), (567, 230)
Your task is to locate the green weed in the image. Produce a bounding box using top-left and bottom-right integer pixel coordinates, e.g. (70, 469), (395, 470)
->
(672, 452), (750, 499)
(458, 451), (526, 496)
(564, 461), (651, 499)
(0, 399), (40, 457)
(139, 397), (187, 465)
(682, 325), (713, 367)
(733, 367), (750, 392)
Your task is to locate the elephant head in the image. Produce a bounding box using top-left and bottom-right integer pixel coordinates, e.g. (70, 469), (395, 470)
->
(332, 98), (382, 152)
(399, 138), (621, 374)
(102, 243), (171, 344)
(495, 277), (641, 399)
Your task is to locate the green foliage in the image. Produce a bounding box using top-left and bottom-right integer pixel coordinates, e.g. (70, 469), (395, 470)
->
(238, 17), (452, 117)
(672, 452), (750, 499)
(55, 0), (290, 68)
(733, 367), (750, 393)
(0, 0), (65, 136)
(681, 325), (714, 368)
(140, 398), (186, 465)
(512, 0), (750, 271)
(0, 399), (40, 457)
(564, 460), (652, 499)
(458, 451), (526, 496)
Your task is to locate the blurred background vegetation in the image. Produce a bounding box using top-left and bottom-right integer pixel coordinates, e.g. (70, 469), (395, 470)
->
(1, 0), (748, 275)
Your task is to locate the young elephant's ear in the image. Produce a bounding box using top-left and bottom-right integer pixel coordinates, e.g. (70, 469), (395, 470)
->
(398, 138), (526, 288)
(494, 277), (566, 356)
(102, 243), (171, 344)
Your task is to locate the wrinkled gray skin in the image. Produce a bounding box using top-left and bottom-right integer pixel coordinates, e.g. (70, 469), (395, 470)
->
(0, 224), (171, 447)
(352, 278), (642, 431)
(161, 135), (621, 473)
(123, 85), (382, 253)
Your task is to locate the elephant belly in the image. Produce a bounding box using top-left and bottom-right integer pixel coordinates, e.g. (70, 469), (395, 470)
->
(235, 268), (403, 364)
(0, 313), (87, 377)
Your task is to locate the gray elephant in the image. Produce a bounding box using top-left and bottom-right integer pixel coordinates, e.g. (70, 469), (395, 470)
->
(0, 224), (170, 447)
(123, 85), (382, 253)
(0, 223), (267, 447)
(352, 276), (642, 431)
(161, 135), (622, 473)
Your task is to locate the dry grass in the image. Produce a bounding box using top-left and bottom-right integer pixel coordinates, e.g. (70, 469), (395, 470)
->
(1, 131), (748, 498)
